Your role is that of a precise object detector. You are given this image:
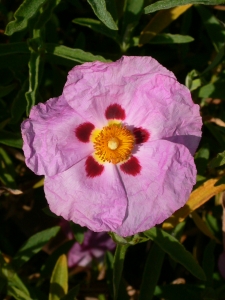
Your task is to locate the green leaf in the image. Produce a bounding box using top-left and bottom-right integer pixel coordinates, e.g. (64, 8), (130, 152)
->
(5, 0), (49, 36)
(45, 44), (110, 63)
(105, 251), (114, 298)
(202, 240), (216, 287)
(7, 286), (31, 300)
(49, 254), (68, 300)
(149, 33), (194, 44)
(185, 69), (202, 91)
(73, 18), (119, 40)
(154, 284), (204, 300)
(61, 285), (80, 300)
(121, 0), (144, 50)
(0, 130), (22, 148)
(144, 0), (225, 14)
(201, 46), (224, 75)
(70, 222), (86, 244)
(0, 54), (30, 70)
(113, 244), (129, 300)
(0, 147), (16, 188)
(209, 150), (225, 168)
(87, 0), (118, 30)
(41, 240), (74, 278)
(139, 243), (165, 300)
(144, 227), (206, 281)
(0, 83), (17, 98)
(34, 0), (62, 31)
(0, 43), (29, 56)
(11, 79), (29, 124)
(25, 50), (42, 115)
(12, 226), (60, 270)
(198, 81), (225, 99)
(196, 5), (225, 52)
(195, 146), (210, 175)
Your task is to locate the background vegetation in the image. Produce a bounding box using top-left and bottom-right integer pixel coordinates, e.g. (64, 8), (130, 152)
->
(1, 0), (225, 299)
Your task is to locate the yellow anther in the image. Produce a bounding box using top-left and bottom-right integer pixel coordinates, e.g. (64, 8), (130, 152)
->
(92, 123), (135, 164)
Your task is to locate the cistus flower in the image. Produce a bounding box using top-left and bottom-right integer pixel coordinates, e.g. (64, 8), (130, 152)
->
(68, 230), (115, 268)
(21, 56), (202, 237)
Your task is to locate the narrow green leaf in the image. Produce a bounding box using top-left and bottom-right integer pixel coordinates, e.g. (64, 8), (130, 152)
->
(12, 226), (60, 270)
(73, 18), (118, 40)
(11, 79), (29, 124)
(209, 150), (225, 168)
(87, 0), (118, 30)
(154, 284), (204, 300)
(113, 244), (129, 300)
(5, 0), (49, 35)
(49, 254), (68, 300)
(0, 54), (30, 70)
(139, 243), (165, 300)
(41, 240), (74, 278)
(144, 0), (225, 14)
(0, 83), (17, 97)
(121, 0), (144, 50)
(149, 33), (194, 44)
(196, 5), (225, 52)
(123, 0), (144, 27)
(34, 0), (61, 30)
(45, 44), (110, 63)
(202, 240), (216, 287)
(25, 47), (43, 115)
(61, 285), (80, 300)
(0, 130), (22, 148)
(0, 43), (29, 56)
(7, 286), (31, 300)
(70, 222), (86, 244)
(144, 227), (206, 281)
(0, 147), (16, 188)
(201, 46), (224, 75)
(105, 251), (114, 298)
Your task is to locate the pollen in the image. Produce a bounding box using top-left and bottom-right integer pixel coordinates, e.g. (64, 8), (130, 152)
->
(93, 123), (135, 164)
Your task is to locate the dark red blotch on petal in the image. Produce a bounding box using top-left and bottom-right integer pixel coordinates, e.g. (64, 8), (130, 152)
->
(75, 122), (95, 143)
(105, 103), (126, 120)
(120, 156), (141, 176)
(133, 127), (150, 144)
(85, 156), (104, 178)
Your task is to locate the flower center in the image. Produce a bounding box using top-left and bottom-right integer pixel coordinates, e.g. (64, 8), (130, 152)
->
(93, 124), (135, 164)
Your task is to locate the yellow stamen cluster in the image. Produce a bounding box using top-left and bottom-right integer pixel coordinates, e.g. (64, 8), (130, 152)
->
(93, 123), (135, 164)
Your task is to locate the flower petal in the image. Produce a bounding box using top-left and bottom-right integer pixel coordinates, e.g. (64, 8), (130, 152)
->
(21, 95), (94, 176)
(63, 56), (201, 154)
(44, 158), (127, 232)
(126, 75), (202, 155)
(116, 140), (197, 237)
(63, 56), (175, 127)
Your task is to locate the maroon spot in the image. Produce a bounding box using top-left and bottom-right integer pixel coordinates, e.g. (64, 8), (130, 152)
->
(120, 156), (141, 176)
(133, 127), (150, 144)
(105, 103), (126, 120)
(85, 156), (104, 178)
(75, 122), (95, 143)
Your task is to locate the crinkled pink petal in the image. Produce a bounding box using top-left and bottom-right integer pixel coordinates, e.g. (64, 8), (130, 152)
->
(116, 140), (197, 237)
(21, 95), (93, 176)
(126, 74), (202, 155)
(44, 159), (127, 232)
(63, 56), (176, 127)
(63, 56), (201, 155)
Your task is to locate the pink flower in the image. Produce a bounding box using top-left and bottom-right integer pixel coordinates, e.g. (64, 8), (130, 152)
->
(68, 230), (115, 268)
(21, 56), (202, 237)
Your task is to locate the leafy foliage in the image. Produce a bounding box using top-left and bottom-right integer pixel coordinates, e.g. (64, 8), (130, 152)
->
(1, 0), (225, 299)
